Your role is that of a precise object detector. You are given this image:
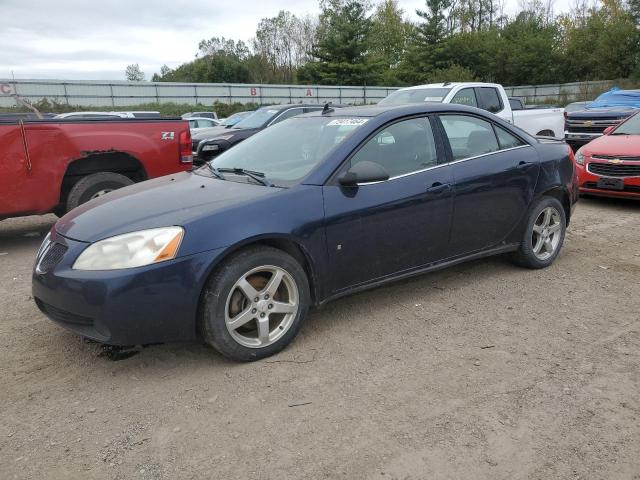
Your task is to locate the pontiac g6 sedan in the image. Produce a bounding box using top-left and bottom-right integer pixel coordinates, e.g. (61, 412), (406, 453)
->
(33, 104), (578, 361)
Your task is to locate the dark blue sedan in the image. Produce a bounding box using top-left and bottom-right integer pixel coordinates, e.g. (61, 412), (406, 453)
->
(33, 104), (578, 361)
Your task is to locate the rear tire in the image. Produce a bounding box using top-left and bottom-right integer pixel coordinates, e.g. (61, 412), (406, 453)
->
(200, 246), (310, 362)
(65, 172), (133, 213)
(512, 196), (566, 269)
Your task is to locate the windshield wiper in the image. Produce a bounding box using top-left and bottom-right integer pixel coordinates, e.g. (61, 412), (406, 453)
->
(218, 167), (274, 187)
(609, 132), (629, 135)
(205, 163), (226, 180)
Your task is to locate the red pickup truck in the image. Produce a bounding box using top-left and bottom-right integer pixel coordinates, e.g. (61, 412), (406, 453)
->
(0, 118), (192, 219)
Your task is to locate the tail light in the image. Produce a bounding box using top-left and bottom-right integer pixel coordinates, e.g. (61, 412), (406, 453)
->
(179, 129), (193, 164)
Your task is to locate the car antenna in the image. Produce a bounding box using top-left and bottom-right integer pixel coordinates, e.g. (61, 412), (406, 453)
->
(443, 81), (451, 86)
(322, 102), (334, 115)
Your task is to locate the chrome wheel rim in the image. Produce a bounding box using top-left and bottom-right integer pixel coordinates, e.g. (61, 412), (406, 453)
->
(224, 265), (299, 348)
(90, 189), (114, 200)
(532, 206), (562, 260)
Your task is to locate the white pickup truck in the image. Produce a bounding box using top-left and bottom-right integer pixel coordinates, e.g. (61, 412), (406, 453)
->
(379, 82), (565, 138)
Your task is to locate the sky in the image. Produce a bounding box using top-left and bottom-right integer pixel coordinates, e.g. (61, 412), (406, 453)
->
(0, 0), (573, 81)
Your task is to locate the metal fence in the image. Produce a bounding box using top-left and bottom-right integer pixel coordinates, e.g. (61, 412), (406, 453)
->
(0, 78), (620, 109)
(0, 79), (400, 108)
(503, 80), (615, 104)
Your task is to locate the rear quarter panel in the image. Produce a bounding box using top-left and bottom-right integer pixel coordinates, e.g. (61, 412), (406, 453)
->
(0, 124), (30, 217)
(0, 119), (190, 217)
(533, 141), (577, 210)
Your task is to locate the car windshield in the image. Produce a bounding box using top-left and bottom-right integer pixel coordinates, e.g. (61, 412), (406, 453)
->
(232, 108), (280, 129)
(379, 88), (452, 106)
(221, 112), (248, 127)
(611, 113), (640, 135)
(208, 116), (368, 186)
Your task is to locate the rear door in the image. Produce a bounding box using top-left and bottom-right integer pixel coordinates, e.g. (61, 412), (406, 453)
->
(437, 113), (539, 256)
(322, 116), (454, 292)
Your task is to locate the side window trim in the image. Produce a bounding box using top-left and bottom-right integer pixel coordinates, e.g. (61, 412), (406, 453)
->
(326, 114), (444, 186)
(436, 113), (531, 164)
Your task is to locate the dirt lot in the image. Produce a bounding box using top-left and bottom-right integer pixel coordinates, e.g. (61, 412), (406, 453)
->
(0, 197), (639, 480)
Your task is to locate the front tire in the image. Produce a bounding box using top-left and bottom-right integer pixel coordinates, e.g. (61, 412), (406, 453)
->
(200, 246), (310, 361)
(66, 172), (134, 213)
(512, 196), (566, 269)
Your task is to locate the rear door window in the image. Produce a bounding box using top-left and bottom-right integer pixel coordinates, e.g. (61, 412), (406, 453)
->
(495, 126), (525, 149)
(439, 115), (500, 160)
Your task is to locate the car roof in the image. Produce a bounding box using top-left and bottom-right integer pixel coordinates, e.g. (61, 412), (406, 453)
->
(395, 82), (503, 91)
(299, 102), (487, 118)
(257, 103), (329, 111)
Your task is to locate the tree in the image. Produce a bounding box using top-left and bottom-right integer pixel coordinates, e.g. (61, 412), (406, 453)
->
(560, 0), (638, 81)
(397, 0), (452, 83)
(369, 0), (412, 84)
(298, 0), (381, 86)
(253, 11), (316, 83)
(125, 64), (145, 81)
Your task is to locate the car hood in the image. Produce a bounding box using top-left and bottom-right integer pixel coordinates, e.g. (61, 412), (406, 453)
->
(569, 107), (637, 119)
(192, 125), (234, 140)
(192, 126), (260, 141)
(583, 134), (640, 157)
(56, 171), (276, 244)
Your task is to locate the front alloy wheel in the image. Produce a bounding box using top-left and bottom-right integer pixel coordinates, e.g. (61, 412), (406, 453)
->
(200, 246), (310, 361)
(225, 266), (299, 348)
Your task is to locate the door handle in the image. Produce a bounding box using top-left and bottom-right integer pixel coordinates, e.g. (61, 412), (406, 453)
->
(425, 182), (450, 194)
(517, 160), (531, 167)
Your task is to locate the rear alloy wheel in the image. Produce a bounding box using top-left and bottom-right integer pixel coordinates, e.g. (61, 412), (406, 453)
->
(531, 207), (562, 261)
(66, 172), (134, 213)
(200, 246), (310, 361)
(512, 196), (566, 269)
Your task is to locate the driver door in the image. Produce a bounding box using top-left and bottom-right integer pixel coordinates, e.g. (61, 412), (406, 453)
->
(322, 116), (454, 293)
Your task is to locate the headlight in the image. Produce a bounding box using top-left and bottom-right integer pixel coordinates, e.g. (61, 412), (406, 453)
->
(201, 144), (220, 152)
(575, 148), (585, 165)
(73, 227), (184, 270)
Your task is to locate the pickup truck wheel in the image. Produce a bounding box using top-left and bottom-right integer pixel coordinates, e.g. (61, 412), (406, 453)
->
(199, 246), (310, 362)
(512, 197), (566, 269)
(66, 172), (133, 212)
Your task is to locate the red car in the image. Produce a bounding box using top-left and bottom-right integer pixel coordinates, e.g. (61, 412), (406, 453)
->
(575, 112), (640, 199)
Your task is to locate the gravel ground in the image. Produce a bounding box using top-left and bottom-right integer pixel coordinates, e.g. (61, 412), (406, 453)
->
(0, 197), (639, 480)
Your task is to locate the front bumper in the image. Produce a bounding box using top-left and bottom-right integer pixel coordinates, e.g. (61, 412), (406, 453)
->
(565, 132), (602, 148)
(576, 161), (640, 199)
(32, 229), (226, 345)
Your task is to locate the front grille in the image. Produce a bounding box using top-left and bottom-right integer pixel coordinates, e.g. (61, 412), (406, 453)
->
(566, 119), (621, 134)
(588, 162), (640, 177)
(583, 182), (640, 193)
(36, 242), (67, 273)
(35, 298), (94, 326)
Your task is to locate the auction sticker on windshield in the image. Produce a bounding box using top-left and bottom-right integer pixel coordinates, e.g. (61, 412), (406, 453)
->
(327, 118), (369, 126)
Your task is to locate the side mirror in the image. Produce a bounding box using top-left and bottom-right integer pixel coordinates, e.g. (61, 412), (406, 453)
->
(339, 161), (389, 186)
(603, 126), (614, 135)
